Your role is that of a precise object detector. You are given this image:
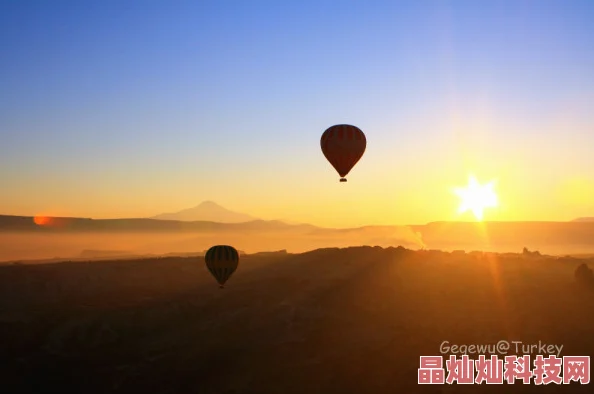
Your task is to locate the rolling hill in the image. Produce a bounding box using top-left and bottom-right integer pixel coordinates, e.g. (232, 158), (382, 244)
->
(0, 215), (314, 233)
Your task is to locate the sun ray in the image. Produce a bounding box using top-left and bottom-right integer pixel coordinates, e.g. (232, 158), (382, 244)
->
(451, 176), (513, 338)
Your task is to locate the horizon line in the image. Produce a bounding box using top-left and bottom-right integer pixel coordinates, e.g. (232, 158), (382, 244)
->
(0, 213), (590, 228)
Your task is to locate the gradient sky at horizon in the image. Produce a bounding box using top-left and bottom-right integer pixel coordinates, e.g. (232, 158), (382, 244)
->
(1, 0), (594, 227)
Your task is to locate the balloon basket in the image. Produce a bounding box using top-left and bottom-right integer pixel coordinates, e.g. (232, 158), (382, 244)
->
(339, 178), (347, 182)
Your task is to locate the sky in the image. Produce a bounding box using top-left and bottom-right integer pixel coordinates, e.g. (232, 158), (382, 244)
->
(1, 0), (594, 227)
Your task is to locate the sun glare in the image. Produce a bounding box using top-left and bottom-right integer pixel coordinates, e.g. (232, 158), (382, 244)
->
(34, 216), (51, 226)
(453, 175), (498, 221)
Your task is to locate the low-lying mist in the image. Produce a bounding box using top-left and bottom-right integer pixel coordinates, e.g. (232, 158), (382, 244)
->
(5, 219), (594, 263)
(0, 229), (426, 262)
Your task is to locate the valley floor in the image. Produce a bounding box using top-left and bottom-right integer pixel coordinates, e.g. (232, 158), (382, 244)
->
(1, 247), (593, 393)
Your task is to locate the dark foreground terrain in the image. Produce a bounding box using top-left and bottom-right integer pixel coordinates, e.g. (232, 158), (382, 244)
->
(1, 247), (593, 393)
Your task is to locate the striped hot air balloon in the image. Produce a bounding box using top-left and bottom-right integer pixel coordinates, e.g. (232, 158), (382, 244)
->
(204, 245), (239, 289)
(320, 124), (366, 182)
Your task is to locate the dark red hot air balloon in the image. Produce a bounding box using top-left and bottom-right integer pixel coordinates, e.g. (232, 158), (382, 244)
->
(320, 124), (366, 182)
(204, 245), (239, 289)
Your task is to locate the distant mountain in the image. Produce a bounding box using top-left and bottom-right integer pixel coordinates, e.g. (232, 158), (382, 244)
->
(572, 217), (594, 222)
(151, 201), (258, 223)
(79, 250), (134, 258)
(0, 215), (314, 233)
(277, 219), (303, 225)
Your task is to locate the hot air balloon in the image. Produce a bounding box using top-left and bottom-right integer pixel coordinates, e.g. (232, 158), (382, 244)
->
(204, 245), (239, 289)
(320, 124), (366, 182)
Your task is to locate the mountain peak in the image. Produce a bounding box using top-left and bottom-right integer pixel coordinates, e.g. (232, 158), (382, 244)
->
(151, 201), (258, 223)
(196, 200), (219, 207)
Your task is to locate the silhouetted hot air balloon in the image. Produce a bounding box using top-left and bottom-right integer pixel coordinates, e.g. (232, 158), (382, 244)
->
(321, 124), (366, 182)
(204, 245), (239, 289)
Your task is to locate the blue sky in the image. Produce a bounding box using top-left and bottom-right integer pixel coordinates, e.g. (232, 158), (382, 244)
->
(1, 0), (593, 226)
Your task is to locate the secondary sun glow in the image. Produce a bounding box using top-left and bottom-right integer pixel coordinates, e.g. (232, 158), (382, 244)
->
(33, 216), (51, 226)
(453, 175), (499, 221)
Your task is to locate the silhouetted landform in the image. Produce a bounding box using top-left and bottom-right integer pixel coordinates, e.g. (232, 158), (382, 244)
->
(522, 247), (541, 258)
(150, 201), (259, 223)
(250, 249), (288, 257)
(575, 263), (594, 289)
(573, 217), (594, 222)
(0, 214), (315, 233)
(1, 246), (593, 394)
(80, 250), (135, 258)
(0, 249), (249, 267)
(0, 254), (164, 266)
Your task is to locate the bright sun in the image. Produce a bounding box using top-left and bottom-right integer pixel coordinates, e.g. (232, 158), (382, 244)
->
(453, 175), (498, 221)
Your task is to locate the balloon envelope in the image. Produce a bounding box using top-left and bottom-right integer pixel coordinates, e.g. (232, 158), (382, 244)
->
(204, 245), (239, 288)
(320, 124), (366, 182)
